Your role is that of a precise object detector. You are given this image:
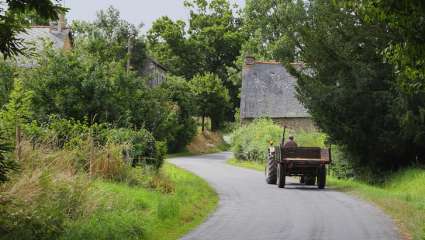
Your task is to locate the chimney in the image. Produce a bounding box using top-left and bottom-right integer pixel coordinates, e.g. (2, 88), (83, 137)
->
(58, 14), (65, 32)
(245, 56), (255, 65)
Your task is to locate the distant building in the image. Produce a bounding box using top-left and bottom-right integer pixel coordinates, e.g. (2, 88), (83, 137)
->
(16, 15), (73, 67)
(240, 56), (315, 131)
(142, 57), (167, 87)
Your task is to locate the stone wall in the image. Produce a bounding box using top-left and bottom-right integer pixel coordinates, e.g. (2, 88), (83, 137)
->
(242, 117), (317, 132)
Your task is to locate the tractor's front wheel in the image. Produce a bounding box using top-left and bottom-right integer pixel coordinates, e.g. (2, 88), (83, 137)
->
(277, 162), (286, 188)
(265, 153), (277, 184)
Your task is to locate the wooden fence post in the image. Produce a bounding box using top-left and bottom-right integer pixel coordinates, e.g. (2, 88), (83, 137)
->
(15, 125), (21, 162)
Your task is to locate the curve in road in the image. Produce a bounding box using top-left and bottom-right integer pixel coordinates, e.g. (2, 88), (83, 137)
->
(170, 152), (400, 240)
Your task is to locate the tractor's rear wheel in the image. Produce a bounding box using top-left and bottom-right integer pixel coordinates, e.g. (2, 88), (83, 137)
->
(277, 163), (286, 188)
(317, 166), (327, 189)
(265, 154), (277, 184)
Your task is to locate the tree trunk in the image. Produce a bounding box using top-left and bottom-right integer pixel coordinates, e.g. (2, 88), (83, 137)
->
(211, 117), (220, 131)
(201, 113), (205, 132)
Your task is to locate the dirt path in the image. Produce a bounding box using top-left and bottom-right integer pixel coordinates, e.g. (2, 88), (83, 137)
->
(170, 152), (400, 240)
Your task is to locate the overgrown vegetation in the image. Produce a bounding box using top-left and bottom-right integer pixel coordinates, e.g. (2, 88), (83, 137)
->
(231, 118), (282, 162)
(0, 140), (217, 239)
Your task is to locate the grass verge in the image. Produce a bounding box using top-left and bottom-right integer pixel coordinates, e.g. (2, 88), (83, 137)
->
(227, 158), (264, 172)
(227, 158), (425, 240)
(328, 169), (425, 240)
(63, 163), (218, 240)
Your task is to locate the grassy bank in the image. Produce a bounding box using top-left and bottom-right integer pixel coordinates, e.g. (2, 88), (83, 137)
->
(227, 159), (425, 240)
(63, 163), (218, 240)
(1, 141), (218, 240)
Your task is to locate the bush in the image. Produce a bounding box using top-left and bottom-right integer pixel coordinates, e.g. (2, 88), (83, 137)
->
(107, 128), (166, 171)
(22, 117), (166, 172)
(231, 118), (283, 162)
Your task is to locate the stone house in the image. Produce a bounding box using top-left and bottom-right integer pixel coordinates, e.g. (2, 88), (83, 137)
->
(15, 15), (73, 67)
(240, 56), (315, 131)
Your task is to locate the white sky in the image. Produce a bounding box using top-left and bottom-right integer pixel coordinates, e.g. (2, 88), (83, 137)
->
(65, 0), (245, 32)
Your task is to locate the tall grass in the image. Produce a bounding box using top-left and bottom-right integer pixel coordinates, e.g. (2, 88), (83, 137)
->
(0, 140), (218, 240)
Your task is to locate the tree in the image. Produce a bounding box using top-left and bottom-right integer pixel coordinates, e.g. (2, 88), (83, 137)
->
(148, 0), (246, 123)
(22, 45), (143, 126)
(71, 6), (146, 71)
(190, 73), (230, 131)
(159, 76), (197, 152)
(344, 0), (425, 170)
(0, 0), (65, 58)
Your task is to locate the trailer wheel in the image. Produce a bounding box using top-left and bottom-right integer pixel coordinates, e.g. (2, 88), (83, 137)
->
(317, 165), (327, 189)
(265, 154), (277, 184)
(277, 163), (286, 188)
(305, 176), (316, 185)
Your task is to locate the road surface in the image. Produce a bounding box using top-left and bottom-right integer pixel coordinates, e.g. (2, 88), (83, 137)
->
(170, 152), (400, 240)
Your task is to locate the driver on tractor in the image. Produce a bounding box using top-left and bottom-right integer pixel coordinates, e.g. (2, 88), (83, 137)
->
(283, 135), (298, 148)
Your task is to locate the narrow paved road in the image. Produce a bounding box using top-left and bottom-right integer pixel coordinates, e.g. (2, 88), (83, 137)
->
(170, 152), (400, 240)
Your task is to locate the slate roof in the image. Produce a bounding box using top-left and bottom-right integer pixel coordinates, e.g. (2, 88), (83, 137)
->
(18, 26), (70, 49)
(15, 26), (72, 67)
(240, 60), (310, 119)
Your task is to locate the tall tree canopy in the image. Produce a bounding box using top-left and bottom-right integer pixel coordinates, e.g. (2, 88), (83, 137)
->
(72, 6), (146, 70)
(147, 0), (246, 125)
(346, 0), (425, 171)
(0, 0), (65, 58)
